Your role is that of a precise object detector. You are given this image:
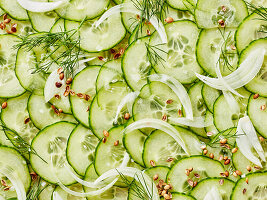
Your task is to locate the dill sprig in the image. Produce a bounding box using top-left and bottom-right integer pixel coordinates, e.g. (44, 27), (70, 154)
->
(246, 2), (267, 21)
(217, 28), (237, 72)
(26, 177), (49, 200)
(0, 125), (47, 164)
(14, 18), (86, 77)
(117, 170), (154, 200)
(130, 0), (168, 41)
(145, 42), (167, 66)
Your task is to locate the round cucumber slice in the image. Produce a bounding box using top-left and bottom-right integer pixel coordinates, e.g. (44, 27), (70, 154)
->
(196, 28), (238, 77)
(195, 0), (248, 29)
(231, 172), (267, 200)
(28, 94), (77, 130)
(204, 110), (219, 136)
(39, 184), (55, 200)
(150, 20), (203, 84)
(132, 81), (182, 123)
(65, 13), (126, 53)
(1, 92), (39, 144)
(0, 146), (31, 199)
(214, 88), (251, 132)
(51, 0), (110, 21)
(202, 84), (221, 113)
(52, 185), (86, 200)
(122, 37), (151, 91)
(143, 127), (201, 168)
(248, 95), (267, 138)
(89, 82), (130, 139)
(190, 178), (235, 200)
(240, 39), (267, 97)
(232, 138), (267, 175)
(66, 124), (99, 176)
(0, 0), (28, 20)
(96, 59), (124, 92)
(30, 121), (76, 185)
(123, 129), (147, 167)
(70, 66), (100, 127)
(94, 126), (126, 176)
(167, 156), (225, 193)
(28, 9), (59, 32)
(15, 48), (46, 95)
(0, 35), (25, 98)
(83, 164), (128, 200)
(172, 193), (197, 200)
(236, 11), (267, 53)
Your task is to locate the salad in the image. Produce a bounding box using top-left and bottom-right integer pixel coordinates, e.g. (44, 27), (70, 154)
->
(0, 0), (266, 199)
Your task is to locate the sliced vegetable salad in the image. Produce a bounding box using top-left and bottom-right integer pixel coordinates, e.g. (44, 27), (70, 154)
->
(0, 0), (266, 199)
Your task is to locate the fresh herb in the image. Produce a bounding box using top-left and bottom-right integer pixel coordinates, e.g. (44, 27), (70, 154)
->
(26, 177), (49, 200)
(14, 18), (86, 77)
(217, 28), (237, 72)
(130, 0), (168, 41)
(117, 170), (154, 200)
(246, 2), (267, 21)
(145, 42), (167, 66)
(0, 124), (47, 164)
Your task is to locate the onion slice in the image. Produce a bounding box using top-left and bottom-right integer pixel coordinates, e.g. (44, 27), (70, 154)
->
(204, 187), (222, 200)
(149, 74), (193, 120)
(16, 0), (68, 13)
(236, 116), (265, 167)
(94, 167), (160, 200)
(123, 118), (189, 155)
(0, 167), (26, 200)
(168, 116), (213, 128)
(114, 92), (139, 124)
(95, 4), (167, 43)
(195, 48), (265, 90)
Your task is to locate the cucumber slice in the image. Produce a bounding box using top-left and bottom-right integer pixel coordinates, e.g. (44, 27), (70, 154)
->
(145, 166), (170, 182)
(30, 121), (76, 185)
(66, 124), (99, 176)
(65, 13), (126, 53)
(248, 95), (267, 138)
(167, 156), (225, 193)
(1, 92), (39, 144)
(187, 82), (207, 137)
(70, 66), (100, 127)
(122, 37), (150, 91)
(143, 127), (201, 167)
(231, 172), (267, 200)
(190, 178), (235, 200)
(236, 11), (267, 53)
(167, 0), (188, 10)
(123, 129), (147, 166)
(96, 59), (124, 92)
(196, 28), (238, 77)
(52, 185), (86, 200)
(133, 81), (183, 123)
(28, 94), (77, 130)
(0, 35), (25, 98)
(195, 0), (248, 29)
(214, 88), (251, 132)
(28, 8), (59, 32)
(172, 193), (196, 200)
(39, 184), (55, 200)
(51, 0), (110, 21)
(232, 138), (267, 174)
(83, 164), (128, 200)
(204, 110), (219, 135)
(202, 84), (221, 113)
(241, 39), (267, 97)
(15, 48), (46, 95)
(0, 0), (28, 20)
(0, 146), (31, 199)
(150, 20), (203, 84)
(89, 82), (130, 139)
(94, 126), (126, 175)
